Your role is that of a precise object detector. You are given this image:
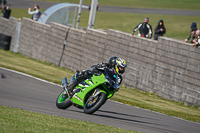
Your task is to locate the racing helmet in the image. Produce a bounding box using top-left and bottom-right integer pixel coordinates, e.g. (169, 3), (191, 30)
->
(115, 58), (127, 74)
(109, 56), (118, 67)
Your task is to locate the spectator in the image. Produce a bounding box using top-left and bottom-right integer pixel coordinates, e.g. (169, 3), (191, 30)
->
(190, 29), (197, 43)
(1, 6), (11, 19)
(31, 4), (36, 20)
(192, 30), (200, 47)
(154, 19), (166, 40)
(28, 4), (42, 21)
(131, 17), (152, 39)
(184, 22), (198, 43)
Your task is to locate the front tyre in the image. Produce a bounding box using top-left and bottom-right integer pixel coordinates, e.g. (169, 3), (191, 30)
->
(56, 90), (72, 109)
(84, 92), (107, 114)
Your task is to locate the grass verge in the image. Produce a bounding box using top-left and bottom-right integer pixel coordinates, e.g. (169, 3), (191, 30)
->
(33, 0), (200, 10)
(11, 9), (200, 40)
(0, 49), (200, 124)
(0, 105), (139, 133)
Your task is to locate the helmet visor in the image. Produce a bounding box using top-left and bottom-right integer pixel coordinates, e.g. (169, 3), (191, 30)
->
(119, 66), (125, 74)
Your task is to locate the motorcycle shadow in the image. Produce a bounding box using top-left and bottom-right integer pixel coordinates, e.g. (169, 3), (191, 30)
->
(68, 108), (165, 127)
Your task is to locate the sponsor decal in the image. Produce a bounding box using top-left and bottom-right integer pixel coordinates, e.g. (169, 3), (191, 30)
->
(74, 94), (82, 102)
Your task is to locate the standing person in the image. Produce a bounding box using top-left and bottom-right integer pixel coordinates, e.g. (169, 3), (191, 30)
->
(31, 4), (36, 20)
(1, 6), (11, 19)
(154, 19), (166, 40)
(28, 4), (42, 21)
(189, 28), (197, 44)
(131, 17), (152, 39)
(184, 22), (198, 43)
(192, 30), (200, 47)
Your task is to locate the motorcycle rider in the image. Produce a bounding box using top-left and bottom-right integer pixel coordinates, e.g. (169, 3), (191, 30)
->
(65, 57), (127, 97)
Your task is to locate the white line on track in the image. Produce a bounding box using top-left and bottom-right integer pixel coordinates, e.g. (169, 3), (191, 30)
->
(0, 67), (62, 87)
(1, 66), (200, 125)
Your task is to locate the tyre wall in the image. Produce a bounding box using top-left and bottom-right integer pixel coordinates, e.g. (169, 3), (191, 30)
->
(0, 17), (200, 107)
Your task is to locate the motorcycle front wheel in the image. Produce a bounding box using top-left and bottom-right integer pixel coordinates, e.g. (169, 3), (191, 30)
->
(84, 92), (107, 114)
(56, 90), (72, 109)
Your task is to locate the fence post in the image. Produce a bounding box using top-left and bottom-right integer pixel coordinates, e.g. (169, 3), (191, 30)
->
(13, 18), (21, 53)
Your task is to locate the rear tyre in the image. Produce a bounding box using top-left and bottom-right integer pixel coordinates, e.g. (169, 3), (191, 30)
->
(84, 92), (107, 114)
(56, 90), (72, 109)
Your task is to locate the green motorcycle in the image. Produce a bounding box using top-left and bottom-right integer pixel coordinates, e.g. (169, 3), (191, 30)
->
(56, 68), (119, 114)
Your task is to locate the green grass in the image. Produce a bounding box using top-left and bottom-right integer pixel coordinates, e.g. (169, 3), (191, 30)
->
(2, 1), (200, 130)
(0, 105), (138, 133)
(113, 88), (200, 123)
(33, 0), (200, 10)
(10, 8), (46, 20)
(81, 12), (200, 40)
(0, 50), (73, 84)
(0, 50), (200, 125)
(10, 9), (200, 40)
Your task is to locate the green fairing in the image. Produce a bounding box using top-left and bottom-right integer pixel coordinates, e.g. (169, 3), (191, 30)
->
(56, 71), (117, 114)
(57, 92), (68, 103)
(71, 74), (114, 106)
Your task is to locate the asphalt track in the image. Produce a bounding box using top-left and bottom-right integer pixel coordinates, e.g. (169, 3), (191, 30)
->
(7, 0), (200, 16)
(1, 67), (200, 133)
(2, 1), (200, 133)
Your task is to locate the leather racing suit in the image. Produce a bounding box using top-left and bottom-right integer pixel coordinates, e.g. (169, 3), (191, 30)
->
(66, 62), (122, 96)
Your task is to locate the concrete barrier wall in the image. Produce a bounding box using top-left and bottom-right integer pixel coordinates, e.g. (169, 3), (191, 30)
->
(0, 17), (19, 50)
(60, 27), (86, 70)
(0, 17), (200, 106)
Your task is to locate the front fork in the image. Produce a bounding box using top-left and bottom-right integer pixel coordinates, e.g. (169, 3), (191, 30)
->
(89, 88), (107, 103)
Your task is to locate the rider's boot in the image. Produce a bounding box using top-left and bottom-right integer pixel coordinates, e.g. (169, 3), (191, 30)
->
(66, 80), (79, 97)
(66, 70), (91, 97)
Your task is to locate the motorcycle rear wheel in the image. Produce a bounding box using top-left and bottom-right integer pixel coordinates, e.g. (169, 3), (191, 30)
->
(84, 92), (107, 114)
(56, 90), (72, 109)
